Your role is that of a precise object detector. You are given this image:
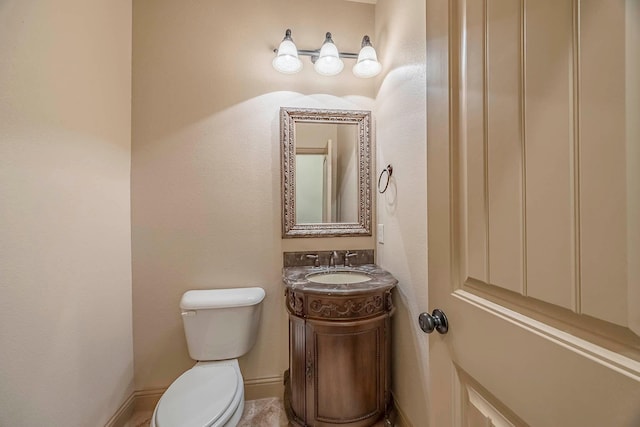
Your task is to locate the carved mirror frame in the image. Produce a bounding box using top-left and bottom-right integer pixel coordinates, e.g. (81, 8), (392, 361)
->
(280, 107), (372, 238)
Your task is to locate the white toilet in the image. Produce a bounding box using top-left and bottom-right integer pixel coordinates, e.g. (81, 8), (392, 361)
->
(151, 287), (266, 427)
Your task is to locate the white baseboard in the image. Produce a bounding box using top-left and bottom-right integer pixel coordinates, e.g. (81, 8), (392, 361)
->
(132, 387), (166, 413)
(104, 376), (284, 427)
(104, 391), (136, 427)
(244, 375), (284, 401)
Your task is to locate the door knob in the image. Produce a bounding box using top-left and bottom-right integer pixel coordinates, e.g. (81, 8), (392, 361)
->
(418, 309), (449, 334)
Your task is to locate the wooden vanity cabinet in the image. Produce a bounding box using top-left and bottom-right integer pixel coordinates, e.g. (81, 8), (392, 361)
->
(285, 288), (394, 427)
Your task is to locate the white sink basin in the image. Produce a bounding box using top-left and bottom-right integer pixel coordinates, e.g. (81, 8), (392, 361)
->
(306, 271), (372, 284)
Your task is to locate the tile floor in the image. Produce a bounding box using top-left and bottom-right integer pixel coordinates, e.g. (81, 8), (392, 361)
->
(125, 397), (289, 427)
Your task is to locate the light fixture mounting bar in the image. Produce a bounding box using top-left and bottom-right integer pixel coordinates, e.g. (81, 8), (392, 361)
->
(272, 48), (359, 63)
(296, 49), (359, 59)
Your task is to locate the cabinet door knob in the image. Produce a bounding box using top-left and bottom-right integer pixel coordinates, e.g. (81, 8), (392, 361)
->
(418, 309), (449, 334)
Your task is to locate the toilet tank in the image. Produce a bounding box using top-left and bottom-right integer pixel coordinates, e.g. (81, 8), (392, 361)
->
(180, 287), (265, 361)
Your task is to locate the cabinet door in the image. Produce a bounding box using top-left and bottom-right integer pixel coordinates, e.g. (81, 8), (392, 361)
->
(306, 316), (388, 427)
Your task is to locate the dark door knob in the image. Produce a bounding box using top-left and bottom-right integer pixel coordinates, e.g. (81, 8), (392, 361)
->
(418, 309), (449, 334)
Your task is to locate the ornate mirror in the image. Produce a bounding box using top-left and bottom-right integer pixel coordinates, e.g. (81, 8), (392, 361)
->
(280, 107), (372, 238)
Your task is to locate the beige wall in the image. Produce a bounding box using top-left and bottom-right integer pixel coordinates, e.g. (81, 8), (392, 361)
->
(374, 0), (430, 424)
(0, 1), (133, 426)
(131, 0), (376, 391)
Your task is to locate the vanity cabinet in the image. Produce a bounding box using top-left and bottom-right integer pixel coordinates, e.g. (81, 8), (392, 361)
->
(285, 287), (395, 427)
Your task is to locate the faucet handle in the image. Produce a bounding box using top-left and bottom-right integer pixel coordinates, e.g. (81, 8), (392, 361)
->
(305, 254), (320, 267)
(344, 250), (358, 267)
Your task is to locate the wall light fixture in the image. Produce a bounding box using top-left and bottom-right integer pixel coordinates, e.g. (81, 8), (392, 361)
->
(272, 29), (382, 78)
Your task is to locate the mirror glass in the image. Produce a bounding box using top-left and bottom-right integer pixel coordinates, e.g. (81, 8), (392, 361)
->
(280, 108), (372, 237)
(295, 122), (358, 224)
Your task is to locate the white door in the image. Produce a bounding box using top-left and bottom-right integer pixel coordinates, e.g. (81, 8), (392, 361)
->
(426, 0), (640, 425)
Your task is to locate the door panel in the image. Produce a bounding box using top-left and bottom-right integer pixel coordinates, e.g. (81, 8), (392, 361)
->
(454, 367), (525, 427)
(427, 0), (640, 425)
(486, 0), (524, 294)
(578, 0), (628, 325)
(522, 0), (575, 309)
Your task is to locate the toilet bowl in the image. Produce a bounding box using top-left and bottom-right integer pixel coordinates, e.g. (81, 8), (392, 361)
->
(151, 360), (244, 427)
(151, 287), (265, 427)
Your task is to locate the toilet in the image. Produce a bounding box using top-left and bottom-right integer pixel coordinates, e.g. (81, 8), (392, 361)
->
(151, 287), (266, 427)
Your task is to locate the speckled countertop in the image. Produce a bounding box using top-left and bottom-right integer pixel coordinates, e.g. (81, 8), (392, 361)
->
(282, 264), (398, 296)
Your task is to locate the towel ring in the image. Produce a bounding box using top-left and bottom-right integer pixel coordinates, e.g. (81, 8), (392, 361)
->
(378, 164), (393, 194)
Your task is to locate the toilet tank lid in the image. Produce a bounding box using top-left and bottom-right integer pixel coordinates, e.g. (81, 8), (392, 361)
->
(180, 287), (265, 310)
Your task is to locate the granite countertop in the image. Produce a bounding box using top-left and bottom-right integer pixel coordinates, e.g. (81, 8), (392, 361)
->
(282, 264), (398, 296)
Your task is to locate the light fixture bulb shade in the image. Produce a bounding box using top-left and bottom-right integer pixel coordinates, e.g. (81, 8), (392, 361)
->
(273, 31), (302, 74)
(353, 45), (381, 78)
(314, 34), (344, 76)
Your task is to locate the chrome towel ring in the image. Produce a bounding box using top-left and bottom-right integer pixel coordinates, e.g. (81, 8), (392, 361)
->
(378, 164), (393, 194)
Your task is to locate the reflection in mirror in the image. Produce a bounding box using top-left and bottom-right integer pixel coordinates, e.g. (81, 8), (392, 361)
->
(295, 123), (358, 224)
(280, 107), (372, 238)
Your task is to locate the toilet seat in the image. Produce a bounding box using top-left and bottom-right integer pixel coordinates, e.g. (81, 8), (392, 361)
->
(154, 360), (243, 427)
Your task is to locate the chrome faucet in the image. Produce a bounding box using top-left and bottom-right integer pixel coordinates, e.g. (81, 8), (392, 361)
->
(344, 250), (357, 267)
(329, 251), (338, 268)
(305, 254), (320, 267)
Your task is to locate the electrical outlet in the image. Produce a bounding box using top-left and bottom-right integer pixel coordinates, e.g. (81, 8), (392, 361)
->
(377, 224), (384, 244)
